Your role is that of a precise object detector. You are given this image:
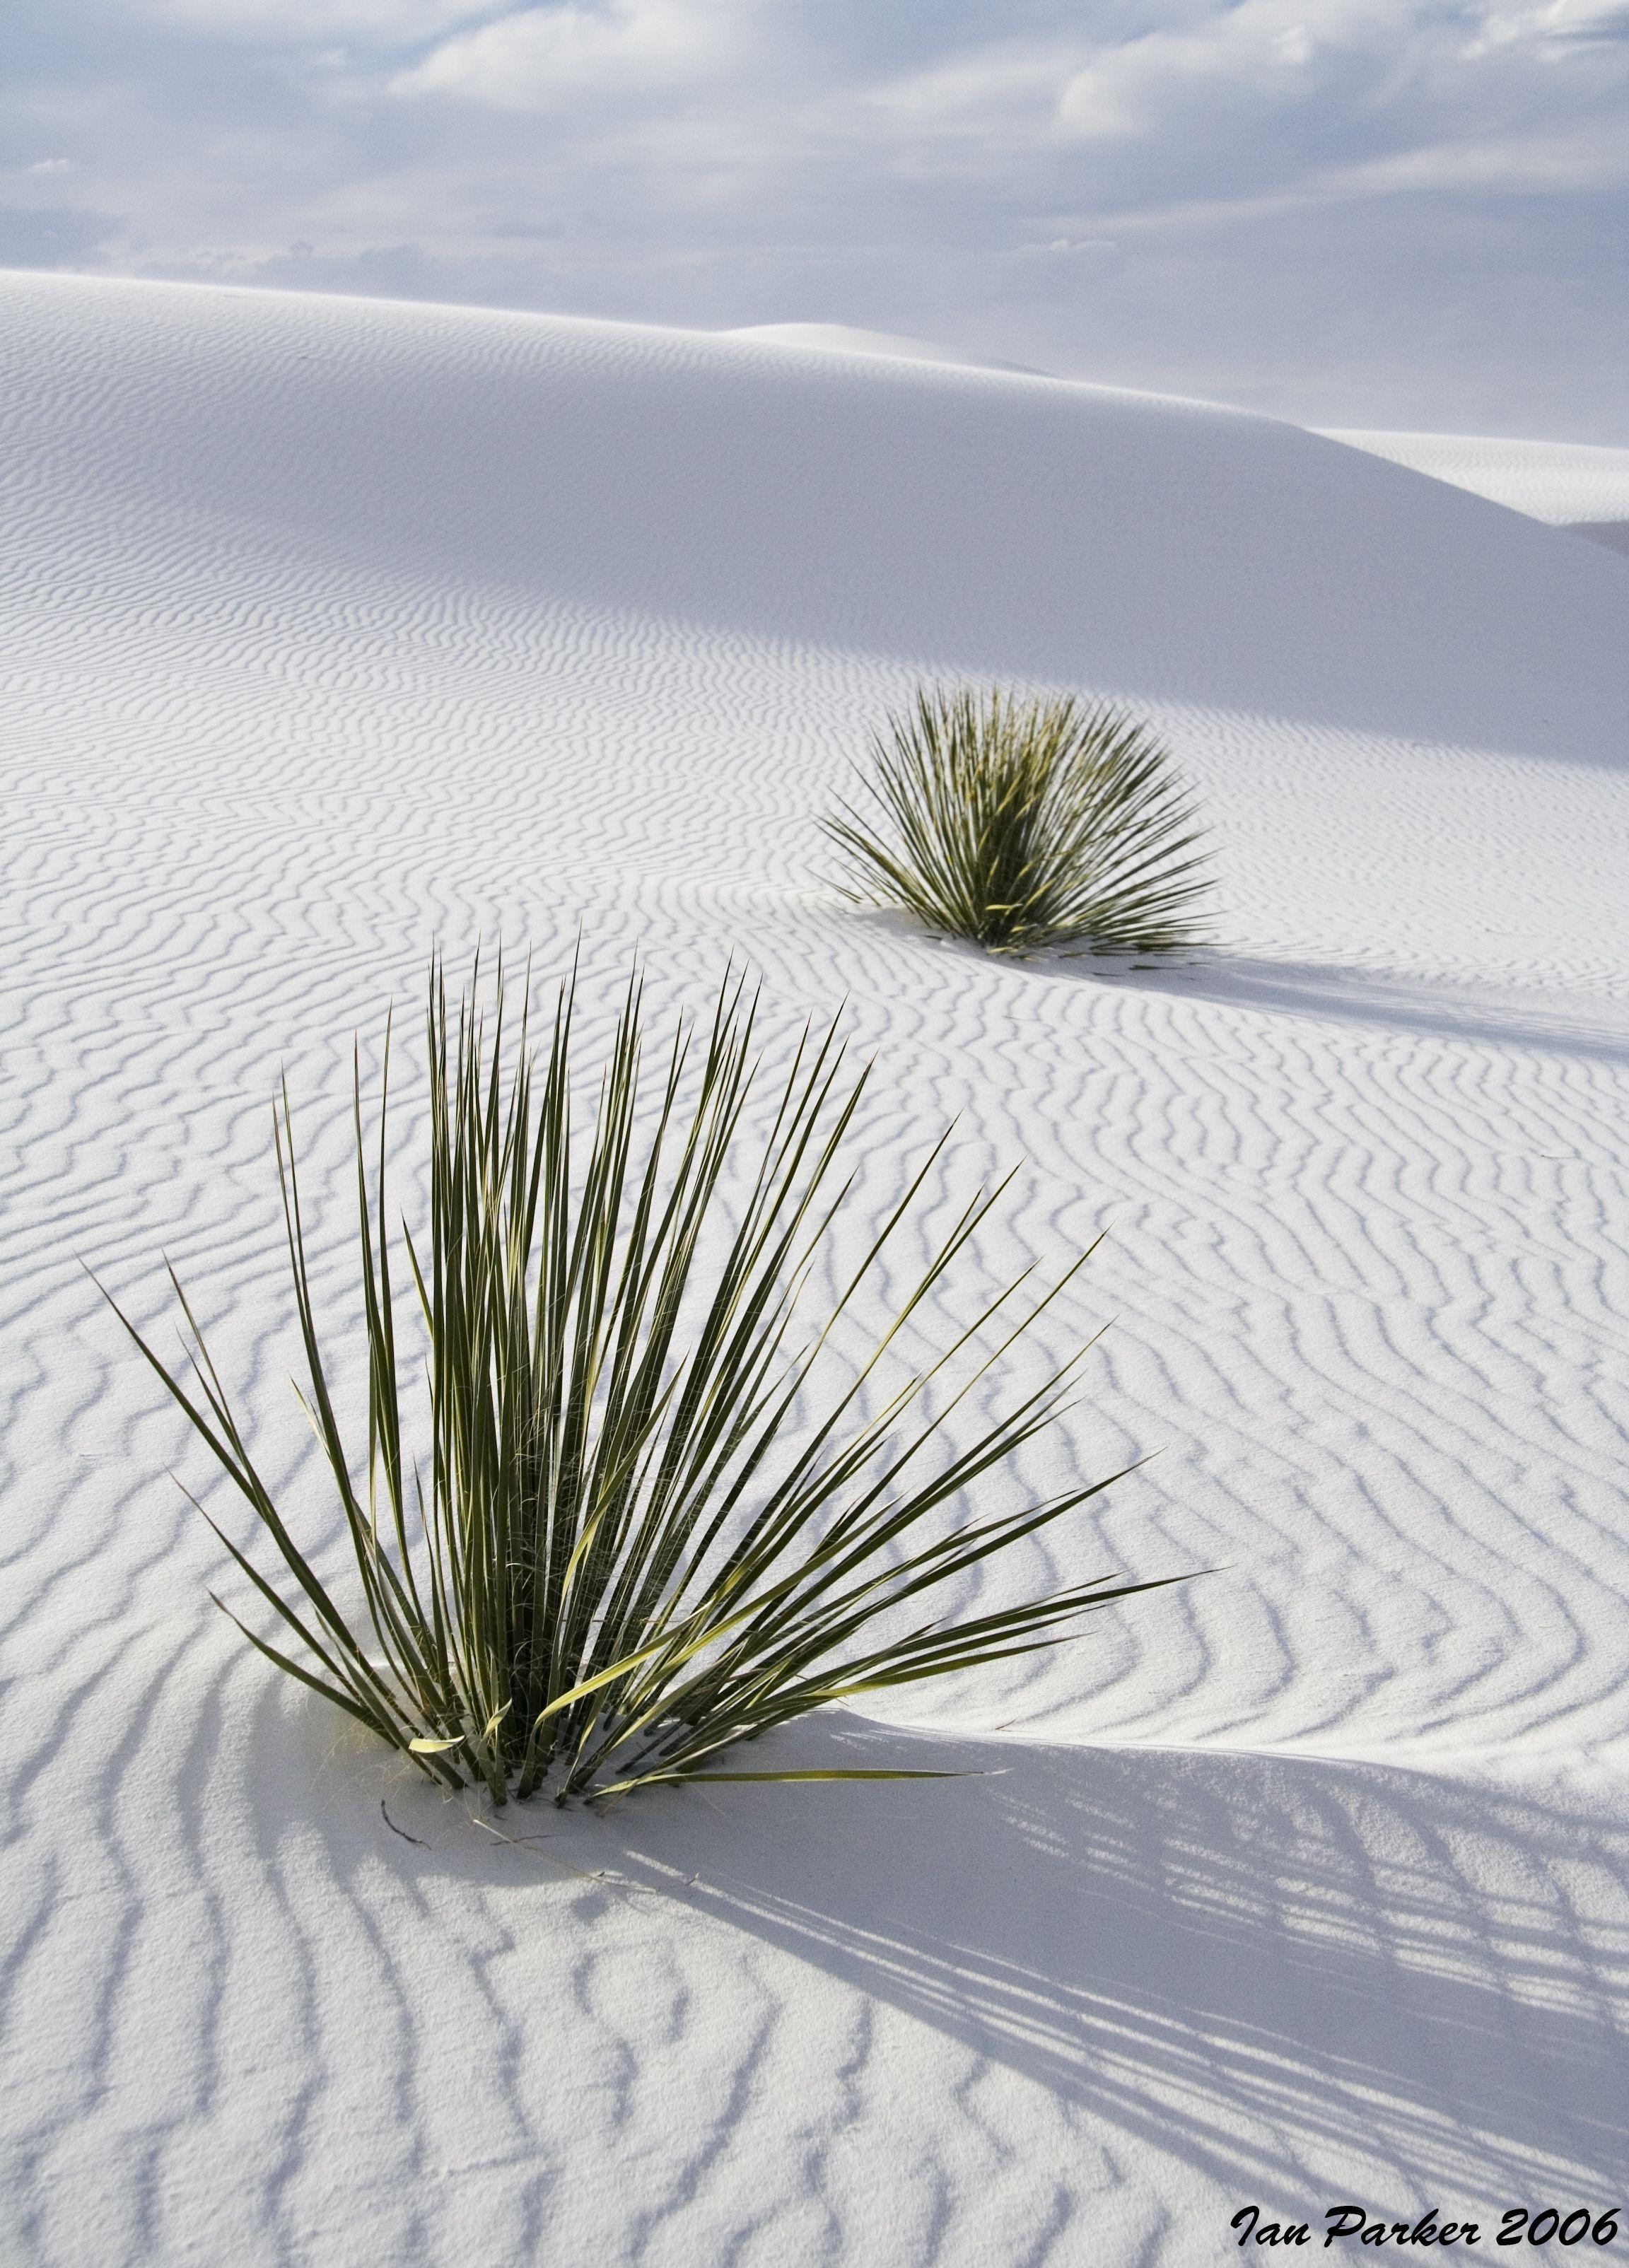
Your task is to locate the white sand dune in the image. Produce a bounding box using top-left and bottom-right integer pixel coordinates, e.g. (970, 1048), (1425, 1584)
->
(1322, 429), (1629, 557)
(722, 324), (1629, 558)
(4, 268), (1629, 2264)
(724, 320), (1041, 374)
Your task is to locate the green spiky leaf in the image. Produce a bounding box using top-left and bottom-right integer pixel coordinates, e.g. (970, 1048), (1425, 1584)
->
(109, 957), (1193, 1808)
(824, 683), (1214, 956)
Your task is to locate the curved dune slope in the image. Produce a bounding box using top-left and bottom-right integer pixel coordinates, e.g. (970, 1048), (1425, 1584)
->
(5, 270), (1629, 2265)
(1324, 426), (1629, 541)
(723, 319), (1043, 374)
(7, 269), (1625, 759)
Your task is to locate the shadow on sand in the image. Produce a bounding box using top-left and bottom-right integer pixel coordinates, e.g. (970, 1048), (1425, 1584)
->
(612, 1724), (1629, 2197)
(1046, 946), (1629, 1064)
(356, 1710), (1629, 2205)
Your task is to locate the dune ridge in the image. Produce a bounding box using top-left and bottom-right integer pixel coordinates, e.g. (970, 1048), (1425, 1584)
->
(1322, 428), (1629, 553)
(4, 269), (1628, 2264)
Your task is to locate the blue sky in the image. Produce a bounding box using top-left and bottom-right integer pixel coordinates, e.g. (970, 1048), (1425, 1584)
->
(5, 0), (1627, 438)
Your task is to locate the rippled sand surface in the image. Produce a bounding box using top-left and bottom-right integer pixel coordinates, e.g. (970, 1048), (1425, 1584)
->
(4, 269), (1628, 2264)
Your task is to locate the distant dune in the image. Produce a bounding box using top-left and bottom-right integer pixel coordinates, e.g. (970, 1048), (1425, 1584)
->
(1324, 426), (1629, 557)
(723, 319), (1044, 374)
(721, 317), (1629, 557)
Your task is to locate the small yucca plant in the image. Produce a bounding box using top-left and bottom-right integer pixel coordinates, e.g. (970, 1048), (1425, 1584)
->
(824, 684), (1213, 955)
(108, 959), (1186, 1808)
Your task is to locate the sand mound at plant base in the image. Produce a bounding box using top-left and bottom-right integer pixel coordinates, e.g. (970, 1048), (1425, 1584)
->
(4, 268), (1628, 2266)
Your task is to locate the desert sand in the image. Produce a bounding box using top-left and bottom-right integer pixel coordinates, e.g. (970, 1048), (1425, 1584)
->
(1321, 428), (1629, 554)
(4, 269), (1628, 2264)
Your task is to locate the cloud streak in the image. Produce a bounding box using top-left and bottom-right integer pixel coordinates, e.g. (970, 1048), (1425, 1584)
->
(394, 0), (757, 106)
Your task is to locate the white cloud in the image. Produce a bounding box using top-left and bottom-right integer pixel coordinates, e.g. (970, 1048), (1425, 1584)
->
(393, 0), (752, 107)
(856, 0), (1629, 175)
(866, 45), (1074, 131)
(1466, 0), (1629, 48)
(1324, 125), (1629, 189)
(148, 0), (508, 41)
(1057, 0), (1425, 140)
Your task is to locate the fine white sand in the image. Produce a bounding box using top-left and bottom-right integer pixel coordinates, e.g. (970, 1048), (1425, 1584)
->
(1322, 429), (1629, 553)
(721, 327), (1629, 551)
(725, 321), (1040, 373)
(4, 268), (1629, 2266)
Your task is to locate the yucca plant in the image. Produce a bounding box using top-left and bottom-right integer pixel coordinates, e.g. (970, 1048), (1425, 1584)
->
(107, 959), (1187, 1808)
(824, 684), (1213, 955)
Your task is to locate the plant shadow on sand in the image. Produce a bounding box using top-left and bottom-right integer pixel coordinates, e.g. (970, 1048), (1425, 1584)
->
(327, 1705), (1629, 2204)
(1046, 947), (1629, 1065)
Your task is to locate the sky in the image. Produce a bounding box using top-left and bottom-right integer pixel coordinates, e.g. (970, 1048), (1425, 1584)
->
(5, 0), (1628, 440)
